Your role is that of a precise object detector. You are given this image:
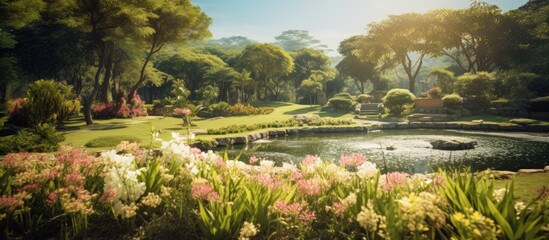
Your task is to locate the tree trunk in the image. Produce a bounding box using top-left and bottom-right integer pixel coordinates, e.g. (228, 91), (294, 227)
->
(100, 44), (114, 103)
(128, 34), (162, 102)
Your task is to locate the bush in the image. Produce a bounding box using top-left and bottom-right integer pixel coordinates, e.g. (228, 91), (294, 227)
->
(0, 123), (65, 154)
(509, 118), (537, 126)
(26, 80), (65, 128)
(307, 118), (353, 126)
(428, 87), (442, 99)
(208, 101), (231, 117)
(442, 94), (464, 109)
(92, 93), (148, 119)
(6, 98), (29, 127)
(357, 94), (372, 103)
(455, 72), (495, 98)
(491, 99), (510, 109)
(85, 135), (142, 148)
(463, 95), (491, 110)
(328, 97), (354, 111)
(229, 103), (274, 116)
(382, 88), (416, 115)
(207, 119), (299, 135)
(529, 96), (549, 112)
(333, 92), (353, 100)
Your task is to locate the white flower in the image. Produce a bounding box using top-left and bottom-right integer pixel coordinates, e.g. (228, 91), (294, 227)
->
(356, 162), (377, 179)
(493, 188), (507, 202)
(239, 221), (259, 240)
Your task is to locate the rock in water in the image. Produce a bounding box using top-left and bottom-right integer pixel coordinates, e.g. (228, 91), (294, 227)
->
(430, 137), (477, 150)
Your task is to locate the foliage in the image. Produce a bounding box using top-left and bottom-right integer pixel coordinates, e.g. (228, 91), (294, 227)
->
(207, 102), (231, 117)
(289, 48), (331, 88)
(442, 93), (464, 109)
(428, 68), (455, 94)
(529, 96), (549, 112)
(204, 102), (275, 118)
(84, 136), (142, 148)
(455, 72), (496, 98)
(427, 87), (442, 99)
(207, 119), (299, 135)
(0, 123), (64, 154)
(274, 29), (327, 51)
(382, 88), (416, 115)
(337, 36), (379, 94)
(491, 99), (510, 109)
(6, 98), (29, 126)
(327, 97), (354, 111)
(509, 118), (537, 126)
(357, 94), (373, 103)
(92, 94), (147, 119)
(298, 79), (322, 105)
(494, 71), (538, 100)
(1, 137), (548, 239)
(464, 96), (492, 110)
(307, 117), (353, 126)
(26, 80), (65, 128)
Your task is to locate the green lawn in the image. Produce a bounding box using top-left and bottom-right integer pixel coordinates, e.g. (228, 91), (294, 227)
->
(494, 173), (549, 202)
(59, 102), (354, 150)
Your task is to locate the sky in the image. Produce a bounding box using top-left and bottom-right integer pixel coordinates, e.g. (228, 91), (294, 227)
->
(193, 0), (528, 56)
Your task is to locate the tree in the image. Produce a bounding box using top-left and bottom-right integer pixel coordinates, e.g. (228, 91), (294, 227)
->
(204, 66), (240, 103)
(156, 51), (227, 99)
(357, 13), (436, 94)
(429, 5), (527, 73)
(298, 79), (322, 105)
(127, 0), (211, 102)
(208, 36), (256, 50)
(428, 68), (456, 94)
(289, 48), (331, 88)
(238, 43), (294, 101)
(275, 30), (328, 51)
(337, 36), (379, 94)
(232, 69), (253, 103)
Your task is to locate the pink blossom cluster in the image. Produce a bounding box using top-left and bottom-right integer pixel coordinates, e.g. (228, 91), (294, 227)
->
(296, 178), (322, 196)
(253, 173), (283, 189)
(302, 155), (320, 165)
(191, 182), (221, 202)
(382, 172), (410, 191)
(173, 107), (192, 116)
(339, 154), (367, 167)
(274, 201), (303, 215)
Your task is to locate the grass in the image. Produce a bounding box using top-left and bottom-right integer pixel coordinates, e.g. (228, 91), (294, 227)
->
(494, 172), (549, 202)
(84, 135), (142, 148)
(454, 114), (549, 126)
(59, 102), (354, 150)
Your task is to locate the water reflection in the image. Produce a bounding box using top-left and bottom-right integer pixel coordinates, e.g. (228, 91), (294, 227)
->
(217, 130), (549, 173)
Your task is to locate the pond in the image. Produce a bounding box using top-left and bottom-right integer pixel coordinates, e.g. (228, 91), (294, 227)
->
(217, 129), (549, 173)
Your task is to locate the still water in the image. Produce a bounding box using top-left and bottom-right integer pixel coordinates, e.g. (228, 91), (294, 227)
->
(217, 129), (549, 173)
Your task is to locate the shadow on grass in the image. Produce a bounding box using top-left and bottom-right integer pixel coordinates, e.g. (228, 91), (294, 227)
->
(87, 125), (127, 131)
(164, 127), (183, 131)
(250, 101), (292, 108)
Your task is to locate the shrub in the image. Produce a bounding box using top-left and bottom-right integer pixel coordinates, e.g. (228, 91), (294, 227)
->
(509, 118), (537, 126)
(442, 94), (464, 109)
(428, 87), (442, 99)
(328, 97), (354, 111)
(207, 119), (299, 135)
(333, 92), (353, 100)
(529, 96), (549, 112)
(85, 135), (142, 148)
(229, 103), (274, 116)
(491, 99), (510, 109)
(382, 88), (416, 115)
(92, 94), (148, 119)
(6, 98), (29, 127)
(0, 123), (65, 154)
(307, 118), (353, 126)
(26, 80), (65, 128)
(357, 94), (372, 103)
(208, 101), (231, 117)
(463, 95), (491, 110)
(455, 72), (495, 98)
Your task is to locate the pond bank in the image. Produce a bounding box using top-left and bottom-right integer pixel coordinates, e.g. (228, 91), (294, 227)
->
(207, 121), (549, 148)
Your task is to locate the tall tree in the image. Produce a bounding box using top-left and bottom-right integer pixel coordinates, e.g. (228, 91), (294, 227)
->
(429, 5), (527, 73)
(238, 43), (294, 101)
(337, 36), (379, 94)
(356, 13), (435, 93)
(275, 30), (328, 51)
(127, 0), (211, 102)
(289, 48), (331, 88)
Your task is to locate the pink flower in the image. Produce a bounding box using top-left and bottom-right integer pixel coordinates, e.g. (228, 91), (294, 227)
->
(296, 178), (322, 197)
(274, 201), (303, 215)
(339, 154), (366, 167)
(298, 209), (316, 225)
(249, 156), (259, 164)
(302, 155), (320, 165)
(65, 172), (84, 186)
(99, 188), (117, 204)
(253, 173), (282, 189)
(192, 182), (221, 202)
(382, 172), (409, 191)
(174, 108), (192, 116)
(190, 148), (202, 155)
(331, 202), (346, 216)
(0, 195), (25, 211)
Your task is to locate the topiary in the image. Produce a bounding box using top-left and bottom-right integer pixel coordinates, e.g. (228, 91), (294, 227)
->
(327, 97), (354, 111)
(382, 88), (416, 115)
(333, 92), (353, 100)
(442, 93), (463, 109)
(357, 94), (373, 103)
(0, 123), (65, 154)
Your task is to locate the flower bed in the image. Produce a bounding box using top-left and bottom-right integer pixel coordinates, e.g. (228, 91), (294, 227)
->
(1, 135), (548, 239)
